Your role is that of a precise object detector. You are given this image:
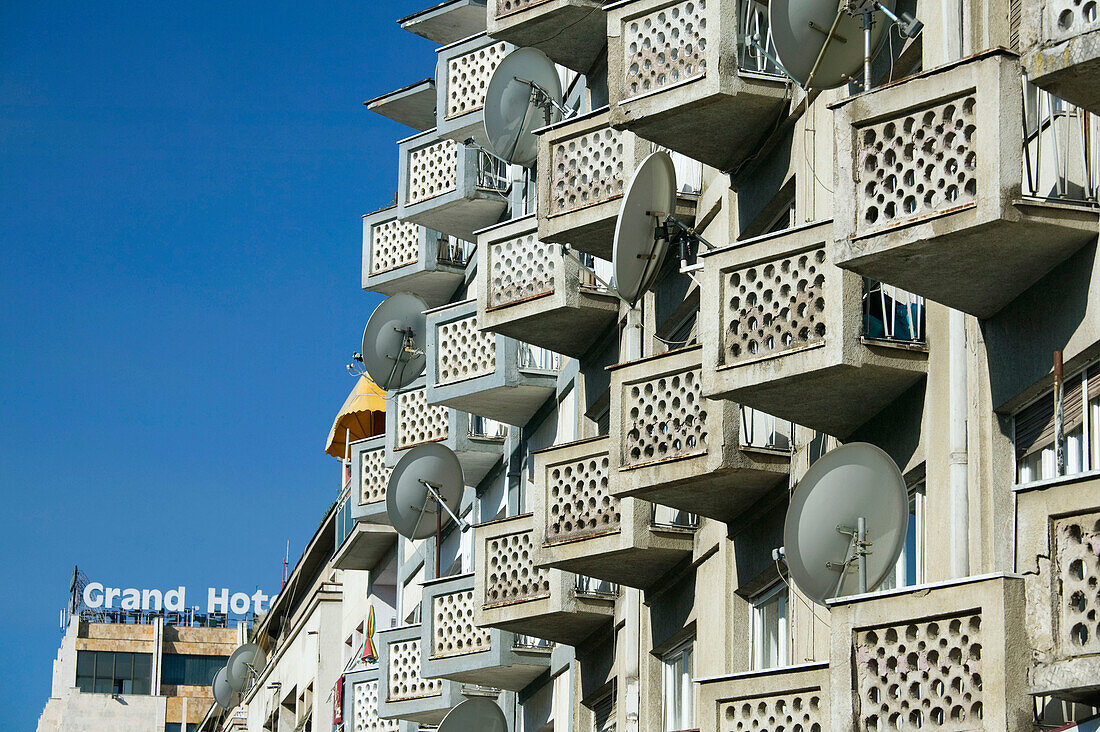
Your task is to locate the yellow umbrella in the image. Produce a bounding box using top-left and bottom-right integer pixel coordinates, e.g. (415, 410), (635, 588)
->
(324, 376), (387, 458)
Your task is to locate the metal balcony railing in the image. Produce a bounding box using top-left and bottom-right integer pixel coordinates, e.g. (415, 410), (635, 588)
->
(739, 406), (795, 452)
(650, 504), (699, 529)
(512, 634), (554, 650)
(469, 415), (508, 439)
(476, 149), (510, 193)
(518, 343), (561, 371)
(335, 480), (354, 549)
(574, 575), (620, 598)
(1022, 80), (1100, 203)
(861, 279), (926, 344)
(577, 252), (615, 293)
(737, 0), (783, 76)
(435, 235), (473, 267)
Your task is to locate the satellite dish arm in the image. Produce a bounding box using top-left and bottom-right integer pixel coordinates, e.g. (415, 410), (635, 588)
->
(804, 4), (847, 90)
(515, 76), (573, 120)
(419, 479), (470, 532)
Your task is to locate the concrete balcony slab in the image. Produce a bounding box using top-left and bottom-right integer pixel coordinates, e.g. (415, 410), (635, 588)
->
(530, 436), (695, 589)
(474, 513), (616, 645)
(365, 79), (437, 132)
(832, 50), (1098, 319)
(419, 573), (552, 691)
(397, 129), (509, 243)
(827, 574), (1030, 732)
(608, 345), (790, 524)
(1022, 0), (1100, 114)
(398, 0), (487, 46)
(476, 215), (619, 359)
(487, 0), (606, 73)
(605, 0), (789, 170)
(425, 298), (559, 426)
(699, 219), (928, 439)
(362, 206), (469, 308)
(697, 663), (831, 732)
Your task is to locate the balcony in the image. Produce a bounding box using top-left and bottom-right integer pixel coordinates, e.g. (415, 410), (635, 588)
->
(424, 299), (560, 426)
(342, 667), (399, 732)
(608, 345), (790, 523)
(487, 0), (605, 73)
(384, 379), (505, 486)
(333, 437), (399, 571)
(376, 624), (464, 724)
(434, 34), (513, 148)
(530, 436), (695, 589)
(604, 0), (788, 170)
(362, 206), (470, 308)
(1023, 0), (1100, 113)
(699, 220), (927, 439)
(535, 108), (699, 260)
(832, 49), (1098, 319)
(474, 513), (616, 645)
(476, 215), (619, 358)
(1016, 471), (1100, 701)
(828, 574), (1029, 732)
(365, 79), (437, 132)
(419, 572), (552, 691)
(397, 129), (509, 243)
(696, 663), (830, 732)
(398, 0), (487, 45)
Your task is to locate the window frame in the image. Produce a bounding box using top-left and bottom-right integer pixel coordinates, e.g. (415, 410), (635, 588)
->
(751, 581), (789, 671)
(661, 636), (695, 732)
(1013, 365), (1098, 485)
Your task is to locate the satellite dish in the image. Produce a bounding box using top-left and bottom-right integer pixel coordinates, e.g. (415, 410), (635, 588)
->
(361, 293), (428, 391)
(212, 666), (241, 709)
(769, 0), (897, 89)
(225, 643), (266, 693)
(783, 442), (908, 604)
(484, 47), (564, 166)
(386, 443), (467, 540)
(438, 698), (508, 732)
(612, 151), (678, 307)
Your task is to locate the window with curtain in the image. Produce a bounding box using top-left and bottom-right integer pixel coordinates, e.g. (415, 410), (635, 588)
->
(662, 638), (695, 732)
(752, 582), (789, 670)
(161, 653), (230, 686)
(1015, 365), (1098, 484)
(878, 484), (926, 592)
(75, 650), (152, 695)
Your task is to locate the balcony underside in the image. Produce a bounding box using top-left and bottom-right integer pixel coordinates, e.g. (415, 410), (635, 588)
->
(365, 79), (437, 132)
(432, 382), (556, 427)
(489, 1), (606, 73)
(835, 201), (1098, 319)
(538, 540), (692, 590)
(480, 602), (613, 646)
(403, 195), (508, 245)
(365, 266), (465, 308)
(611, 77), (788, 171)
(483, 293), (619, 359)
(613, 461), (789, 524)
(332, 523), (397, 571)
(399, 0), (487, 45)
(1031, 657), (1100, 705)
(542, 195), (697, 262)
(709, 358), (927, 440)
(426, 651), (551, 691)
(1025, 32), (1100, 114)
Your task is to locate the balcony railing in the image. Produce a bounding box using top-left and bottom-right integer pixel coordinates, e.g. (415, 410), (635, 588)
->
(736, 0), (782, 75)
(861, 279), (926, 344)
(518, 343), (561, 371)
(739, 406), (794, 452)
(475, 148), (509, 193)
(1022, 81), (1100, 202)
(650, 504), (698, 529)
(468, 415), (508, 439)
(429, 588), (492, 659)
(573, 575), (619, 598)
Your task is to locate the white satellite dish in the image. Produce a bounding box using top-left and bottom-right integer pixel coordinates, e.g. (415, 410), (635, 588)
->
(783, 442), (908, 604)
(361, 293), (428, 391)
(769, 0), (901, 89)
(438, 698), (508, 732)
(484, 47), (565, 166)
(386, 442), (468, 540)
(212, 666), (241, 709)
(612, 151), (678, 307)
(225, 643), (266, 693)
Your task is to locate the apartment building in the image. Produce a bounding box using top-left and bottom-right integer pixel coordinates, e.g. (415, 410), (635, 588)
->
(207, 0), (1100, 730)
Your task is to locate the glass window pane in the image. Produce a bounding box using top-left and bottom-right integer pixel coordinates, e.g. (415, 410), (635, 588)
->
(76, 651), (95, 677)
(95, 652), (114, 682)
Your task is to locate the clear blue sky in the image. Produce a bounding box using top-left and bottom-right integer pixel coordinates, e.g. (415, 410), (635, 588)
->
(1, 0), (434, 725)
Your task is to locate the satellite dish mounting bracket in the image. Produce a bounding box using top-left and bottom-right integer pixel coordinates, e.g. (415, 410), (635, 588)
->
(515, 76), (573, 125)
(414, 478), (471, 534)
(827, 516), (870, 596)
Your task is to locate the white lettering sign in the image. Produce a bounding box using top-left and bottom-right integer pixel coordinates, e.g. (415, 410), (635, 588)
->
(82, 581), (270, 615)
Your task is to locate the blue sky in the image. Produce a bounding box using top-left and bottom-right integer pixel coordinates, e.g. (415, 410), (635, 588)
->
(0, 0), (434, 725)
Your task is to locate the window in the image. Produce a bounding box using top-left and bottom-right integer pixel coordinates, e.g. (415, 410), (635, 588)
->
(752, 583), (788, 670)
(75, 650), (152, 695)
(878, 484), (926, 592)
(161, 653), (230, 686)
(164, 725), (200, 732)
(1014, 365), (1099, 483)
(662, 638), (694, 732)
(401, 562), (424, 625)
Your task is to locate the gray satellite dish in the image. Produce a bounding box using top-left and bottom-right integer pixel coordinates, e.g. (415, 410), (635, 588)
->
(438, 698), (508, 732)
(386, 442), (468, 540)
(612, 151), (678, 307)
(225, 643), (266, 693)
(484, 48), (565, 166)
(212, 666), (240, 709)
(783, 442), (908, 604)
(769, 0), (897, 89)
(361, 293), (428, 391)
